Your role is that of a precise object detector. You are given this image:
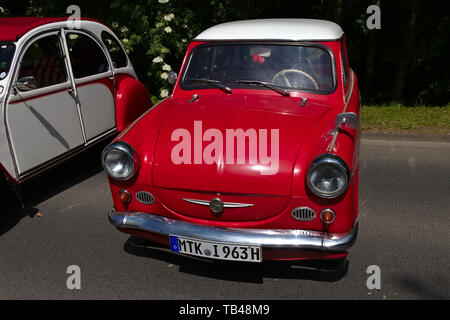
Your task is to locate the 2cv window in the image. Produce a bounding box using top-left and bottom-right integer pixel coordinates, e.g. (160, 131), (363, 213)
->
(66, 33), (109, 79)
(17, 35), (68, 90)
(0, 42), (16, 80)
(101, 31), (128, 68)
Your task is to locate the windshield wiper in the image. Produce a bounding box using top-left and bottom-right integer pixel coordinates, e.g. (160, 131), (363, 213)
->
(235, 80), (290, 96)
(187, 78), (232, 94)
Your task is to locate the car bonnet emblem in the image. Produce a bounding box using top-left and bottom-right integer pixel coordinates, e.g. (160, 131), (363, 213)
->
(182, 198), (254, 215)
(209, 198), (224, 214)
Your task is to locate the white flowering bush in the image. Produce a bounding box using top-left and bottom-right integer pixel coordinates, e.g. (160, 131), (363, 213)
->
(108, 0), (200, 100)
(0, 6), (9, 16)
(7, 0), (235, 101)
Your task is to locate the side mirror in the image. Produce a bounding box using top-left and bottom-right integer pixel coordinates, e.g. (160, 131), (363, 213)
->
(167, 71), (177, 85)
(335, 112), (359, 130)
(16, 76), (37, 91)
(329, 112), (358, 136)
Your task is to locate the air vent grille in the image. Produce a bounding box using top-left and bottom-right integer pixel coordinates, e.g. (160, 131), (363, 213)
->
(291, 207), (316, 221)
(135, 191), (155, 205)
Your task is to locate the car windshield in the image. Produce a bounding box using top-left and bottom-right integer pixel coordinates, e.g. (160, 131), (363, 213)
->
(181, 43), (335, 93)
(0, 42), (15, 80)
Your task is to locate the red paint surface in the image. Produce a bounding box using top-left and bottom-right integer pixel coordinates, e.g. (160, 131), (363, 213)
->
(114, 74), (152, 132)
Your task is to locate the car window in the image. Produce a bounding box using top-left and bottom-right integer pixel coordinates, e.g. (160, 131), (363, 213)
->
(17, 35), (67, 90)
(182, 43), (335, 93)
(101, 31), (128, 68)
(0, 42), (15, 80)
(66, 33), (109, 79)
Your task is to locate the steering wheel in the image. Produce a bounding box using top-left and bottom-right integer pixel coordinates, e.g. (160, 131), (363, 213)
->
(272, 69), (319, 90)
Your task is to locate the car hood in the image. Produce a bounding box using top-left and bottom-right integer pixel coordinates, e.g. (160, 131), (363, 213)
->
(152, 93), (329, 196)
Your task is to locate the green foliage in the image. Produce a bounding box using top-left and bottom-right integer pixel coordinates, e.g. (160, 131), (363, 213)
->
(1, 0), (449, 106)
(107, 0), (197, 98)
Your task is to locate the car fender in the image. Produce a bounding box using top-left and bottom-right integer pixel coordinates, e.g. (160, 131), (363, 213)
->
(114, 75), (152, 132)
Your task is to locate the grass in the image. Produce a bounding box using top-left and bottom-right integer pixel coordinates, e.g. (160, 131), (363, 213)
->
(361, 103), (450, 134)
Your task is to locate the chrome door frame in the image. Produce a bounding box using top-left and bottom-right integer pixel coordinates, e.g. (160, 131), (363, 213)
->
(60, 27), (88, 145)
(62, 28), (117, 142)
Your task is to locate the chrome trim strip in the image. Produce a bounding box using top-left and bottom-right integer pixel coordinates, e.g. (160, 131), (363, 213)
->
(86, 127), (116, 145)
(183, 198), (254, 208)
(61, 28), (87, 145)
(117, 97), (167, 141)
(73, 72), (113, 86)
(328, 70), (355, 153)
(109, 210), (358, 253)
(6, 81), (73, 103)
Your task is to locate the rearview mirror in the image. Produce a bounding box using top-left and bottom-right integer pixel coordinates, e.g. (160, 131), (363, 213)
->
(335, 112), (359, 130)
(167, 71), (177, 85)
(16, 76), (37, 91)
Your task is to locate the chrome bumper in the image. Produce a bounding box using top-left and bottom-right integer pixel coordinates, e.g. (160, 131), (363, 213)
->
(109, 209), (358, 253)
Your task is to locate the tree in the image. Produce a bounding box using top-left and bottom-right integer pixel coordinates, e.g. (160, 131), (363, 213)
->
(392, 0), (420, 102)
(1, 0), (448, 105)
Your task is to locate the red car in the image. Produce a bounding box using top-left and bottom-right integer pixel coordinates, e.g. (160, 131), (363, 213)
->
(103, 19), (360, 264)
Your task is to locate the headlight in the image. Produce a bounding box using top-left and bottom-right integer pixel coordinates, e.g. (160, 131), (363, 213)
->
(307, 154), (350, 198)
(102, 141), (138, 180)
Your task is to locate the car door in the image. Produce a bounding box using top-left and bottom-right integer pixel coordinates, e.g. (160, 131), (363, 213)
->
(6, 32), (84, 176)
(65, 31), (115, 142)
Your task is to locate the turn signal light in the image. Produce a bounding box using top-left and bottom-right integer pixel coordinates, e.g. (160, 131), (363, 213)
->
(320, 208), (336, 224)
(119, 190), (131, 203)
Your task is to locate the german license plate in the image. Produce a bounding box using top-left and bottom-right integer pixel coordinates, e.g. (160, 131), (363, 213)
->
(169, 235), (262, 262)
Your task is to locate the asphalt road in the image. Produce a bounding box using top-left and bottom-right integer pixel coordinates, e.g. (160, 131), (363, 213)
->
(0, 137), (449, 300)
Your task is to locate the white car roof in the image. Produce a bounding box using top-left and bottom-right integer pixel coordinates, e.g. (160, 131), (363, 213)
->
(194, 19), (343, 41)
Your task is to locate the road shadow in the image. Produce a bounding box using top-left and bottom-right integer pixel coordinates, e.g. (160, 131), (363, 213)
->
(396, 276), (449, 300)
(0, 139), (111, 237)
(123, 236), (349, 283)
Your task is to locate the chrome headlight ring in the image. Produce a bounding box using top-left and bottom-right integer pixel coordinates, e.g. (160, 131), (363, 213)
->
(307, 153), (351, 199)
(101, 141), (139, 181)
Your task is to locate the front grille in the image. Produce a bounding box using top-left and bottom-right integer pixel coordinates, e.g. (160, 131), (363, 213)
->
(291, 207), (316, 221)
(135, 191), (155, 205)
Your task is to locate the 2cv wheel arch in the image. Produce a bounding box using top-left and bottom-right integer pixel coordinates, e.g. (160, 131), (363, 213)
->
(114, 74), (152, 132)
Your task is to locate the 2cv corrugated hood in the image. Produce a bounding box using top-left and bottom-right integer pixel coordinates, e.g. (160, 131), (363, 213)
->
(152, 93), (330, 197)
